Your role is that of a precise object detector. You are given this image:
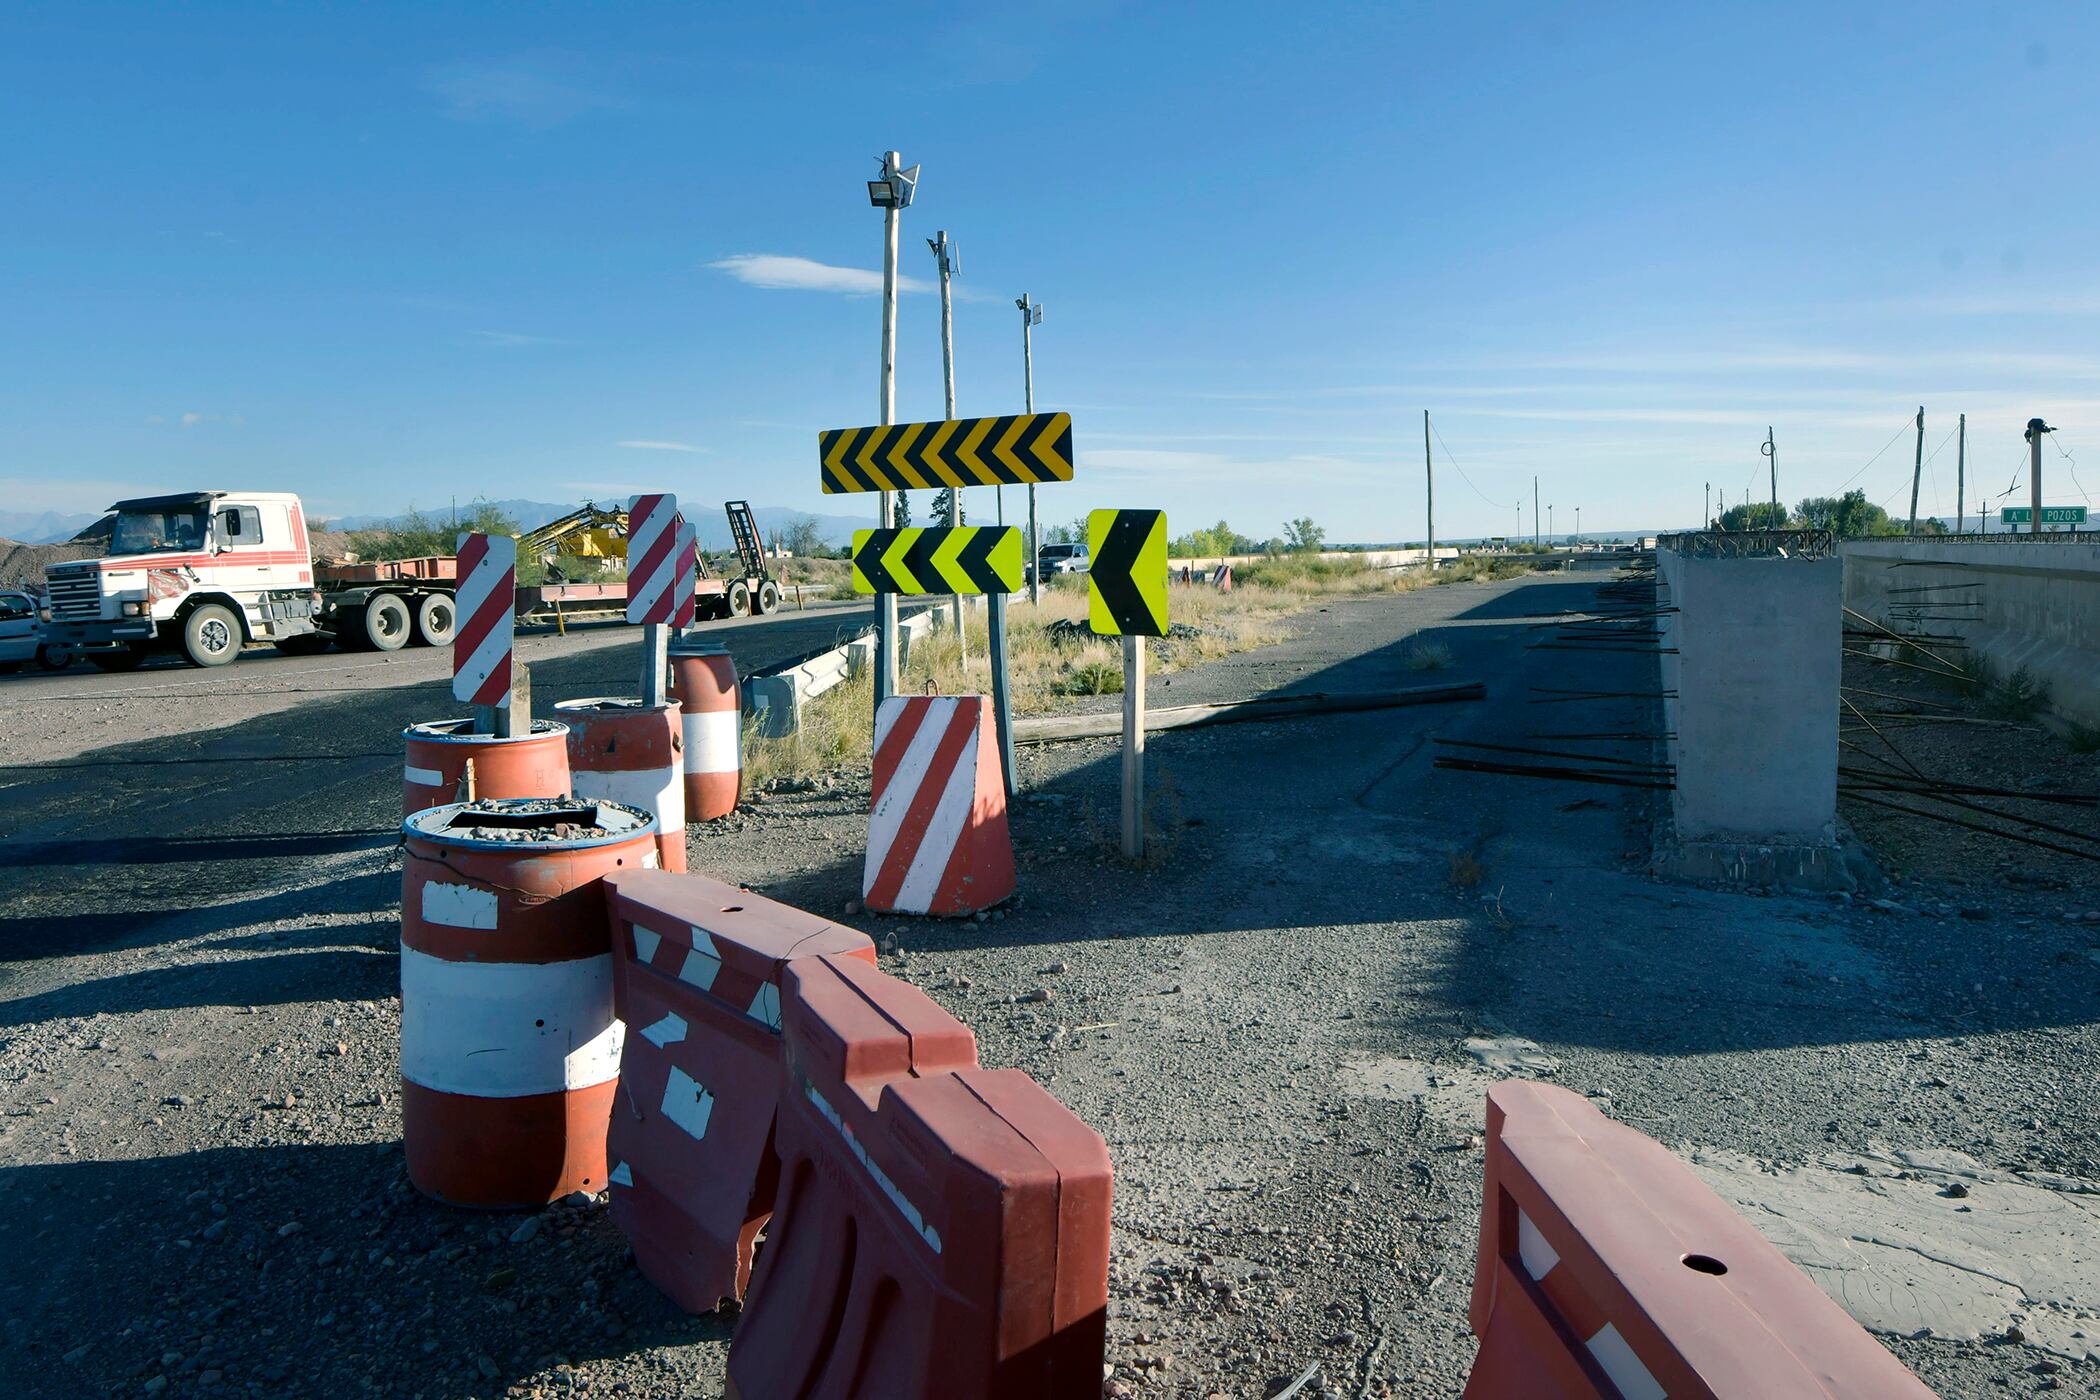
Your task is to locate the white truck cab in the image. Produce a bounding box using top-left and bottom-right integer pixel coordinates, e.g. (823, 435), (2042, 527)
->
(44, 491), (323, 670)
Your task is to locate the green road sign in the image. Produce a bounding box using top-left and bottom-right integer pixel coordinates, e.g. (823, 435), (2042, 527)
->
(2000, 505), (2087, 525)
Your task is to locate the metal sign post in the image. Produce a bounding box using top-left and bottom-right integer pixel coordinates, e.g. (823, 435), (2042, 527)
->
(867, 151), (919, 714)
(1086, 508), (1168, 860)
(928, 230), (966, 653)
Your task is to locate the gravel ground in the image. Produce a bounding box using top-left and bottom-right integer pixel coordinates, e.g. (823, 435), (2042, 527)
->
(4, 571), (2097, 1398)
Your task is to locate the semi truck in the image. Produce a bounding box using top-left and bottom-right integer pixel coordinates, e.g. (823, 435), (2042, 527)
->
(43, 490), (783, 670)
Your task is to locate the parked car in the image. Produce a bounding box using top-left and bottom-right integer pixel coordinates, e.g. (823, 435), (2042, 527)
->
(0, 589), (76, 673)
(1028, 541), (1089, 584)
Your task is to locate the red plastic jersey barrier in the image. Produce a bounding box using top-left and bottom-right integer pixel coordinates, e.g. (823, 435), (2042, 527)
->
(1465, 1081), (1936, 1399)
(601, 869), (876, 1313)
(727, 954), (1112, 1400)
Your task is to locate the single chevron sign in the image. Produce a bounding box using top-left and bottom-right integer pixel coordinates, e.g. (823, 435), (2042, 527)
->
(1087, 508), (1168, 636)
(819, 412), (1074, 493)
(851, 526), (1024, 595)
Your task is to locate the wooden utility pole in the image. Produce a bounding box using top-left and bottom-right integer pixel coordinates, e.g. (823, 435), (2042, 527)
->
(2027, 417), (2053, 535)
(1121, 634), (1146, 860)
(1955, 413), (1966, 533)
(1422, 410), (1435, 568)
(1906, 406), (1925, 535)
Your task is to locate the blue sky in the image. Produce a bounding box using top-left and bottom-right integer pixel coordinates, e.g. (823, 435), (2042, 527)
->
(5, 2), (2099, 541)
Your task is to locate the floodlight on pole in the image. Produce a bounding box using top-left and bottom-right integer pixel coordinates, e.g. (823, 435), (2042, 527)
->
(867, 154), (919, 209)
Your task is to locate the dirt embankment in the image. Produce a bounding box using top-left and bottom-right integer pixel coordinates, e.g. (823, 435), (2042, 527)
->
(0, 538), (104, 589)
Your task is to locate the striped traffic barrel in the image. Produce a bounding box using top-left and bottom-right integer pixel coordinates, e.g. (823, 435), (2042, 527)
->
(553, 698), (687, 874)
(401, 717), (571, 816)
(399, 797), (657, 1208)
(668, 638), (741, 821)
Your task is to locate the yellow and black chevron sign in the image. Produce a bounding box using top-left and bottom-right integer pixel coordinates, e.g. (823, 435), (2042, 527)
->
(1087, 508), (1168, 637)
(819, 412), (1073, 494)
(851, 526), (1024, 595)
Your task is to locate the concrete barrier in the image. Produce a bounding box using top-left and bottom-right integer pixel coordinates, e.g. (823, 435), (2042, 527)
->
(1844, 535), (2100, 727)
(746, 608), (945, 739)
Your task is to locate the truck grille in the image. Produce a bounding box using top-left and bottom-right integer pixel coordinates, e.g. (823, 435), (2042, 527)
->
(46, 566), (102, 620)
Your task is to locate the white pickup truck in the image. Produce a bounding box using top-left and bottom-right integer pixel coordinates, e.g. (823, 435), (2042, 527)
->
(42, 489), (459, 671)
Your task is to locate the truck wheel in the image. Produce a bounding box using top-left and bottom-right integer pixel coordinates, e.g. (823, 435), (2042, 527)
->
(727, 580), (751, 617)
(413, 593), (456, 647)
(755, 581), (781, 615)
(34, 642), (75, 671)
(89, 643), (150, 672)
(362, 593), (413, 652)
(181, 603), (243, 668)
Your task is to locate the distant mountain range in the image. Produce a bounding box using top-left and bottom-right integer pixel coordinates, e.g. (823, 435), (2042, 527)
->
(327, 500), (874, 550)
(0, 510), (101, 545)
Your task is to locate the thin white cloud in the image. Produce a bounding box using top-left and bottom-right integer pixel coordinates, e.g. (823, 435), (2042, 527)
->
(709, 254), (931, 296)
(422, 54), (622, 127)
(616, 440), (704, 453)
(466, 329), (569, 348)
(164, 411), (244, 429)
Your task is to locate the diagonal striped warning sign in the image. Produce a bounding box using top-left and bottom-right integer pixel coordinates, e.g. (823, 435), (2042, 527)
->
(452, 532), (516, 706)
(626, 493), (694, 625)
(818, 412), (1073, 494)
(1086, 509), (1167, 637)
(850, 526), (1023, 595)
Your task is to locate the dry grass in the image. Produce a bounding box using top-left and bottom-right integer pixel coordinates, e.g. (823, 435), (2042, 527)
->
(1404, 639), (1455, 672)
(740, 557), (1519, 785)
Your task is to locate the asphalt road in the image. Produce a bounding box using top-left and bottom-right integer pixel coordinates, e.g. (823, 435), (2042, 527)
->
(0, 598), (897, 980)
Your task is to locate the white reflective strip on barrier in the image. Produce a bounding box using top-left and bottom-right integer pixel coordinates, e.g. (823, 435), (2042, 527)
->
(1586, 1323), (1665, 1400)
(639, 1011), (688, 1048)
(642, 848), (660, 869)
(404, 764), (445, 787)
(805, 1079), (940, 1253)
(893, 727), (980, 912)
(681, 708), (741, 775)
(747, 982), (781, 1031)
(609, 1160), (634, 1187)
(399, 947), (623, 1097)
(1517, 1209), (1560, 1281)
(866, 699), (958, 880)
(420, 881), (498, 931)
(663, 1064), (714, 1140)
(571, 766), (684, 830)
(631, 923), (661, 965)
(679, 935), (721, 992)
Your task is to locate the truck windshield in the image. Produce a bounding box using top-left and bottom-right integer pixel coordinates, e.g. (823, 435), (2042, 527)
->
(109, 509), (208, 555)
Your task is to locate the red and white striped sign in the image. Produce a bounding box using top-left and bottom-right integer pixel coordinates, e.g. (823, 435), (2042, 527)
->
(863, 695), (1014, 915)
(626, 494), (694, 625)
(671, 517), (698, 628)
(452, 532), (515, 707)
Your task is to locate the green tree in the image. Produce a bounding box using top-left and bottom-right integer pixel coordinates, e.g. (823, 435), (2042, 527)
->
(892, 492), (911, 529)
(1282, 517), (1326, 552)
(1717, 500), (1790, 531)
(1794, 490), (1900, 538)
(928, 487), (964, 526)
(347, 502), (520, 561)
(780, 514), (826, 557)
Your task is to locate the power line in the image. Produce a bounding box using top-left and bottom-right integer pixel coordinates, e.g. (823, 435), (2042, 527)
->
(1838, 413), (1922, 490)
(1428, 419), (1506, 509)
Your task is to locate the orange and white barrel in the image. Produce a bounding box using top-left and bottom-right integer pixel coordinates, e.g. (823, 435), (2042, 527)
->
(401, 718), (571, 817)
(668, 639), (741, 821)
(399, 797), (659, 1208)
(553, 698), (687, 873)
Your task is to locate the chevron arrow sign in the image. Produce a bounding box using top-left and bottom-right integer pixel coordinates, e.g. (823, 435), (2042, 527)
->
(851, 526), (1024, 595)
(1086, 508), (1168, 637)
(819, 412), (1074, 493)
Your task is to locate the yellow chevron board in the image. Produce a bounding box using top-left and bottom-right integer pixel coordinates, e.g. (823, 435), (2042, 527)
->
(1086, 509), (1168, 636)
(819, 412), (1074, 493)
(850, 527), (1024, 595)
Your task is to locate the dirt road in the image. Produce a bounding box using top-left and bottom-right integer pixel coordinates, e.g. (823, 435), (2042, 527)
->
(3, 572), (2094, 1398)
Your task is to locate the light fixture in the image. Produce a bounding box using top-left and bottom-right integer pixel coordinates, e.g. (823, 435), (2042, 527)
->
(868, 157), (919, 210)
(867, 179), (897, 208)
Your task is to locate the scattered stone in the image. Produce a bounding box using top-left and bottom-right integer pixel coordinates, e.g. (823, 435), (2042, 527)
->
(510, 1216), (542, 1245)
(843, 900), (861, 916)
(62, 1344), (90, 1364)
(200, 1220), (227, 1243)
(275, 1221), (303, 1238)
(143, 1377), (168, 1395)
(563, 1190), (595, 1208)
(161, 1095), (190, 1108)
(1015, 988), (1053, 1005)
(1942, 1181), (1970, 1199)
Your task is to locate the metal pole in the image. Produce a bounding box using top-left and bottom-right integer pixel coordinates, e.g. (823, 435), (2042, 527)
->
(1422, 410), (1435, 569)
(988, 592), (1016, 797)
(2028, 417), (2051, 535)
(1906, 406), (1924, 535)
(1020, 293), (1040, 605)
(1955, 413), (1966, 533)
(1533, 476), (1540, 549)
(1704, 481), (1710, 530)
(1121, 633), (1145, 859)
(931, 230), (965, 652)
(875, 152), (903, 711)
(1764, 426), (1777, 522)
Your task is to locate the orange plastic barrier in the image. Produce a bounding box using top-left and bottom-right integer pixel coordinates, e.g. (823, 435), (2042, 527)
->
(398, 798), (655, 1208)
(726, 954), (1112, 1400)
(865, 695), (1013, 916)
(1466, 1081), (1936, 1399)
(555, 698), (687, 872)
(400, 717), (571, 815)
(668, 638), (742, 821)
(601, 869), (875, 1312)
